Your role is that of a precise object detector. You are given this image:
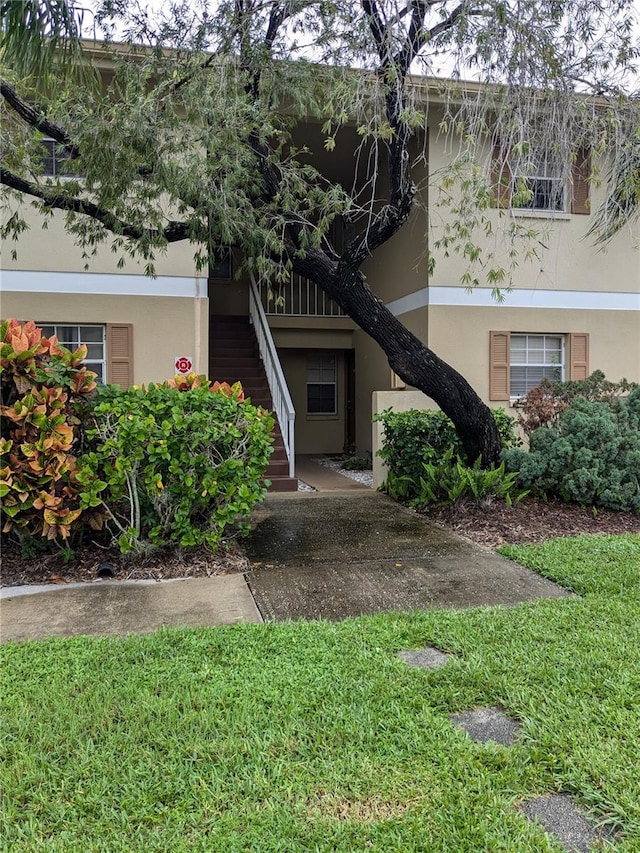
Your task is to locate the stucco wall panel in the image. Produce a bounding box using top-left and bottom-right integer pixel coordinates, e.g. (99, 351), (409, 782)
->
(1, 291), (209, 384)
(428, 304), (640, 402)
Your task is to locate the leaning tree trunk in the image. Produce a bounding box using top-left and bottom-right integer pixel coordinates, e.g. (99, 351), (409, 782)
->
(295, 257), (502, 466)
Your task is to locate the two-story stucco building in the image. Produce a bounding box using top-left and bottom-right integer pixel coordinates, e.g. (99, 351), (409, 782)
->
(2, 51), (639, 486)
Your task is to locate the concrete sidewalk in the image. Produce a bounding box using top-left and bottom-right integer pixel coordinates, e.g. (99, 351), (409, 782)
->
(0, 576), (262, 643)
(1, 491), (571, 643)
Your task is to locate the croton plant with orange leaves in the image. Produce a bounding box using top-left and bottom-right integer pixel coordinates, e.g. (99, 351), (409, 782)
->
(1, 319), (105, 542)
(165, 372), (245, 400)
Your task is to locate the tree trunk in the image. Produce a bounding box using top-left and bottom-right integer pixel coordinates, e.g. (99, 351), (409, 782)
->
(295, 259), (502, 465)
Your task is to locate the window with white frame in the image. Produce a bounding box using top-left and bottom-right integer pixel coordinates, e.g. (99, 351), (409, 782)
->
(306, 352), (337, 415)
(512, 148), (565, 212)
(39, 324), (106, 383)
(39, 138), (78, 178)
(510, 334), (564, 397)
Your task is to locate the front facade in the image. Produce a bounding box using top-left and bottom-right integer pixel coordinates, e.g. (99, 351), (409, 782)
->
(2, 95), (639, 470)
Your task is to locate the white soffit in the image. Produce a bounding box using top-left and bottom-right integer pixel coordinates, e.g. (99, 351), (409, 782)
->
(0, 270), (208, 298)
(386, 286), (640, 316)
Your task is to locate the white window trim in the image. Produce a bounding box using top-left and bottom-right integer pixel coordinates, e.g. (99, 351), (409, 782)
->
(306, 352), (338, 416)
(38, 323), (106, 383)
(509, 333), (565, 400)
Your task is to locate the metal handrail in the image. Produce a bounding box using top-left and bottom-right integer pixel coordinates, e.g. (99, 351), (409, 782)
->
(249, 273), (296, 479)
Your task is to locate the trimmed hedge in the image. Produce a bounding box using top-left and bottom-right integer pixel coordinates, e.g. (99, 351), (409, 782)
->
(375, 407), (520, 486)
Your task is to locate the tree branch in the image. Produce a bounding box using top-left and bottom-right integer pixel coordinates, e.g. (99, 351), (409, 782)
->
(419, 2), (484, 53)
(0, 167), (189, 242)
(362, 0), (387, 57)
(1, 78), (155, 178)
(1, 78), (79, 158)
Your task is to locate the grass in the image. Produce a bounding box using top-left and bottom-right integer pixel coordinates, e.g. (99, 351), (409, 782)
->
(1, 533), (639, 852)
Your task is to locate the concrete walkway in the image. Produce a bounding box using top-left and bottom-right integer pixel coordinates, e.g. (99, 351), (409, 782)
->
(295, 455), (370, 491)
(1, 490), (571, 643)
(245, 492), (571, 620)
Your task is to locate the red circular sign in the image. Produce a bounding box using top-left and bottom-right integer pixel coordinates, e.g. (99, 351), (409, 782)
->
(174, 356), (193, 374)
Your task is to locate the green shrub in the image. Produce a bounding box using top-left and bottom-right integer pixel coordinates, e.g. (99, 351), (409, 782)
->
(385, 449), (525, 507)
(340, 455), (370, 471)
(513, 370), (637, 435)
(502, 388), (640, 512)
(374, 406), (521, 488)
(0, 319), (105, 544)
(80, 379), (275, 552)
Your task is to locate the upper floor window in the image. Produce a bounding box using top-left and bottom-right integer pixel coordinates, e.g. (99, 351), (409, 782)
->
(39, 138), (78, 178)
(39, 324), (106, 382)
(492, 144), (591, 215)
(512, 149), (565, 212)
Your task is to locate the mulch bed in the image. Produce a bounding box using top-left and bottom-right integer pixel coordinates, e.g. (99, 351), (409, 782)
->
(1, 497), (638, 587)
(424, 496), (640, 549)
(1, 538), (250, 588)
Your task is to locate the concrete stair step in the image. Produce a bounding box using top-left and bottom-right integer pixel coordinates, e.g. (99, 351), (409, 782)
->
(266, 475), (298, 493)
(267, 460), (291, 477)
(210, 315), (295, 493)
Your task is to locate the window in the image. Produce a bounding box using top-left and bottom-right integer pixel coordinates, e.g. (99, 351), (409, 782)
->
(210, 249), (232, 280)
(39, 324), (106, 382)
(39, 138), (78, 178)
(509, 334), (564, 396)
(307, 352), (337, 414)
(512, 150), (564, 212)
(491, 145), (591, 215)
(489, 332), (589, 401)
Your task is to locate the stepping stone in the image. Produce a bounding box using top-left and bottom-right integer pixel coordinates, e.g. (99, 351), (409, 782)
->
(397, 647), (451, 669)
(519, 794), (611, 853)
(449, 706), (521, 746)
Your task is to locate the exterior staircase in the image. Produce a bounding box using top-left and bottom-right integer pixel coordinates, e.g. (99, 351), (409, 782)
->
(209, 314), (298, 492)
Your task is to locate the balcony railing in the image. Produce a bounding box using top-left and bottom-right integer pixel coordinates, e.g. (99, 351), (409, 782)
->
(258, 274), (345, 317)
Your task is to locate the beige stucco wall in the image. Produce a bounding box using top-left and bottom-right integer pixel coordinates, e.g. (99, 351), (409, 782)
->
(428, 304), (640, 407)
(0, 291), (209, 384)
(427, 117), (640, 294)
(278, 349), (346, 455)
(271, 323), (354, 350)
(2, 201), (200, 279)
(352, 304), (430, 455)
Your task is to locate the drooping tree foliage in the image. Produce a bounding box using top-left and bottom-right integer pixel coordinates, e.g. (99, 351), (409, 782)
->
(1, 1), (638, 464)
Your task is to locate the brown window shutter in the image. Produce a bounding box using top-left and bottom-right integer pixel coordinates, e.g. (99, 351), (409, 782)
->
(106, 323), (133, 388)
(489, 331), (510, 400)
(571, 148), (591, 215)
(569, 333), (589, 380)
(491, 144), (512, 208)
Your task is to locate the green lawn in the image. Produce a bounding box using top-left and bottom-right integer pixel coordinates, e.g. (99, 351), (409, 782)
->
(2, 534), (639, 852)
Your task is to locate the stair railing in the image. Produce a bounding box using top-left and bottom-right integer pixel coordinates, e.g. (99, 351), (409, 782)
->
(249, 273), (296, 479)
